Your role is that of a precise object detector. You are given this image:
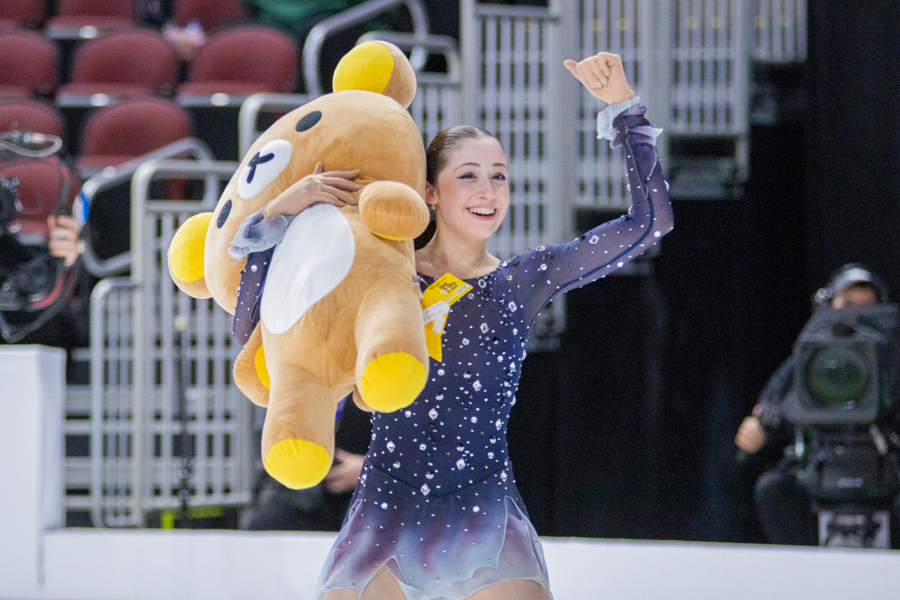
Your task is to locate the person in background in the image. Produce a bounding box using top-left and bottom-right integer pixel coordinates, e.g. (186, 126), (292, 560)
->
(0, 213), (87, 351)
(735, 264), (894, 545)
(241, 397), (371, 531)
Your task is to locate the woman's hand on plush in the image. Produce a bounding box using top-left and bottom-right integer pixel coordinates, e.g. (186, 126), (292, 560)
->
(564, 52), (635, 105)
(263, 162), (363, 220)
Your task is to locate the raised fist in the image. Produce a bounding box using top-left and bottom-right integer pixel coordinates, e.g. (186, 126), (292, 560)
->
(564, 52), (635, 105)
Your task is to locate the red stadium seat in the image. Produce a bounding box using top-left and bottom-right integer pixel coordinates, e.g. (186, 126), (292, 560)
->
(173, 0), (248, 32)
(46, 0), (135, 36)
(0, 0), (46, 29)
(0, 100), (64, 138)
(0, 158), (79, 237)
(0, 31), (58, 100)
(56, 29), (179, 102)
(177, 25), (297, 99)
(76, 97), (192, 172)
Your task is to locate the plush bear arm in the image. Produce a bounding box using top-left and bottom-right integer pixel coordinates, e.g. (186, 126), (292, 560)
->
(358, 181), (430, 241)
(168, 212), (213, 299)
(233, 324), (270, 407)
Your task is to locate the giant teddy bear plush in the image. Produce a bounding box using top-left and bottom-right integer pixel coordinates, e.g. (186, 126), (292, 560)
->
(167, 41), (430, 489)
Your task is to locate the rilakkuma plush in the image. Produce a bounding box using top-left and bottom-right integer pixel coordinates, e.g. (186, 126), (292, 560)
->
(167, 41), (430, 489)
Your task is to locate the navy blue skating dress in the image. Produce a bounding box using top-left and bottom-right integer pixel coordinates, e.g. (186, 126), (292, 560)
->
(313, 99), (674, 599)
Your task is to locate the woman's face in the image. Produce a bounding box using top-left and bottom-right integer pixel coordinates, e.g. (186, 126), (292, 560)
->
(426, 137), (509, 242)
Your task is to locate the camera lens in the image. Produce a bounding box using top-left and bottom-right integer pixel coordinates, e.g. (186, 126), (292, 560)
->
(804, 346), (870, 408)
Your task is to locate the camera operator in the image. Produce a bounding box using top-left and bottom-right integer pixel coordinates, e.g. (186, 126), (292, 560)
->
(0, 127), (89, 350)
(0, 160), (88, 353)
(0, 213), (86, 347)
(735, 264), (900, 546)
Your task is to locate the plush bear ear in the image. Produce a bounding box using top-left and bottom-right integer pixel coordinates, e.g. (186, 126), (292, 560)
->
(332, 41), (417, 109)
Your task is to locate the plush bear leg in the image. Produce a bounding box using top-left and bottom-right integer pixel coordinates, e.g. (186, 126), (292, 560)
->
(351, 387), (374, 413)
(233, 324), (270, 407)
(261, 366), (339, 489)
(355, 282), (428, 412)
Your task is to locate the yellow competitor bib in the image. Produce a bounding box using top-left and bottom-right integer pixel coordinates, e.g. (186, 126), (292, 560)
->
(421, 273), (473, 362)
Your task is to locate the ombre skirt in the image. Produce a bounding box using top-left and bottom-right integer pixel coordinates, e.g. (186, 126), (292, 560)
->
(314, 460), (550, 599)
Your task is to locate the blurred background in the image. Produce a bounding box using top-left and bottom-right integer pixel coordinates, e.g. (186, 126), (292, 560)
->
(1, 0), (898, 547)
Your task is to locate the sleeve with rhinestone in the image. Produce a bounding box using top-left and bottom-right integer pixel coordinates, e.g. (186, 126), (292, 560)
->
(509, 101), (674, 323)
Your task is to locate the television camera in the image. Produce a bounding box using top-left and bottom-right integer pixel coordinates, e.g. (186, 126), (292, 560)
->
(781, 303), (900, 547)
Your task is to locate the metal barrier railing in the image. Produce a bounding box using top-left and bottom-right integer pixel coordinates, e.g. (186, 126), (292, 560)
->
(237, 94), (311, 159)
(357, 31), (463, 147)
(79, 137), (218, 278)
(752, 0), (807, 62)
(668, 0), (751, 138)
(466, 3), (567, 256)
(571, 0), (670, 209)
(665, 0), (752, 197)
(303, 0), (431, 96)
(128, 160), (246, 527)
(464, 0), (806, 207)
(89, 277), (137, 526)
(84, 159), (252, 527)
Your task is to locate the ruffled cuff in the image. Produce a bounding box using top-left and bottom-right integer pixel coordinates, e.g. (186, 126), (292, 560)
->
(597, 97), (664, 150)
(227, 206), (294, 260)
(596, 96), (642, 140)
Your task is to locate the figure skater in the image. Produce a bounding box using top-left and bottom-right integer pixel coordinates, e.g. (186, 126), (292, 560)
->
(243, 50), (673, 599)
(304, 51), (674, 599)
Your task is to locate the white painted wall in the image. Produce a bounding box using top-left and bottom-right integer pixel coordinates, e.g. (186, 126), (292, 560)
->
(0, 346), (65, 600)
(3, 346), (900, 600)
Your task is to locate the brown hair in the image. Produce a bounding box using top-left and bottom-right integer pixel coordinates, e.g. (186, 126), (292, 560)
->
(425, 126), (504, 185)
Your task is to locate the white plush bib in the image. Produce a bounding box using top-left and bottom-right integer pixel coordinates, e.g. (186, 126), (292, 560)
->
(261, 203), (356, 334)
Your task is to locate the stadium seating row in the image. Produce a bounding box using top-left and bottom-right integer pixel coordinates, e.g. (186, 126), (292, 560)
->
(0, 0), (248, 33)
(0, 26), (297, 102)
(1, 97), (195, 237)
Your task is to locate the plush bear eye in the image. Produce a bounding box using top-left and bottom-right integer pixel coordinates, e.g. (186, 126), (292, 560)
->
(295, 111), (322, 132)
(237, 139), (293, 200)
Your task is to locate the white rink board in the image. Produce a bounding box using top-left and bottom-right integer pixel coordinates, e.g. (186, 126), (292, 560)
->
(30, 530), (900, 600)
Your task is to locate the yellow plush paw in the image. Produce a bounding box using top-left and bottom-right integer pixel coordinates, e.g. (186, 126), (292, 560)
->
(264, 439), (331, 489)
(360, 352), (427, 412)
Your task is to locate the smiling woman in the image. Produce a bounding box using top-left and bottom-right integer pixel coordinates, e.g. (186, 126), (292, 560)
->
(417, 127), (510, 277)
(313, 52), (674, 600)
